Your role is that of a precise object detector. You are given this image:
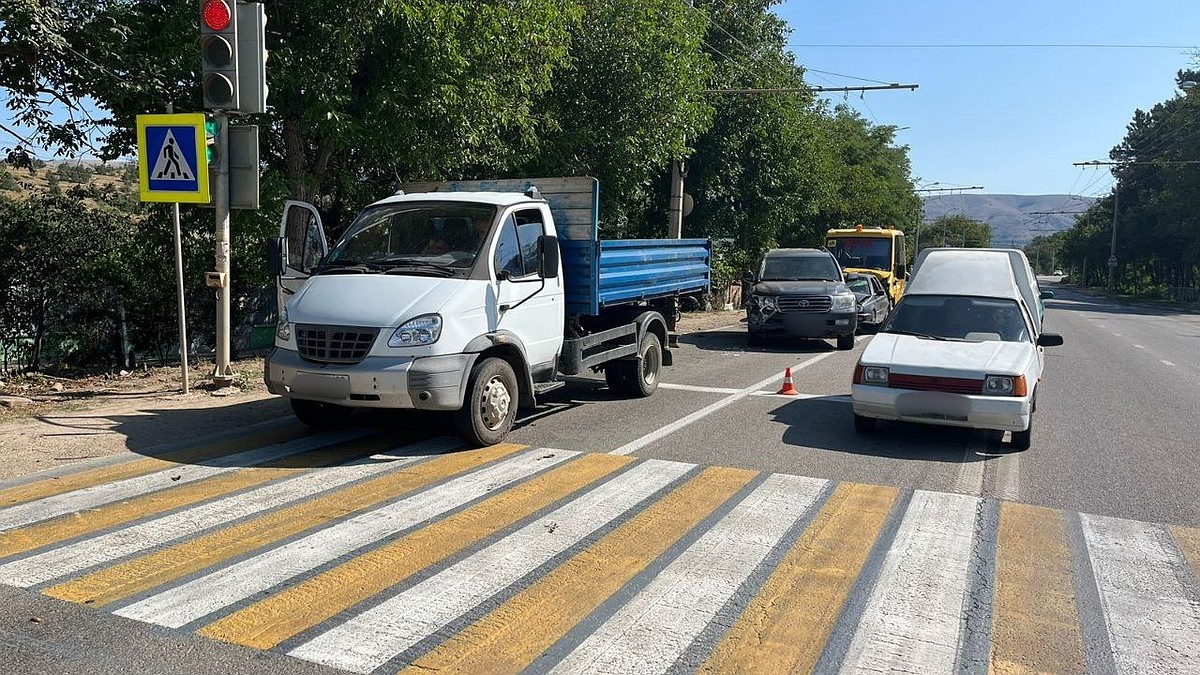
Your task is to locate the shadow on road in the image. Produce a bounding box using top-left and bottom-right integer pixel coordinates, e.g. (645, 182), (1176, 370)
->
(767, 396), (1006, 462)
(678, 328), (839, 355)
(1046, 285), (1200, 318)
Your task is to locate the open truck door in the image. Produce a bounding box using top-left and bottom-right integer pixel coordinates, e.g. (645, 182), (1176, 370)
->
(267, 200), (328, 318)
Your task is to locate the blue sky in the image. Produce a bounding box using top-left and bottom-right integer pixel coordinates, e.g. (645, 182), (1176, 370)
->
(775, 0), (1200, 197)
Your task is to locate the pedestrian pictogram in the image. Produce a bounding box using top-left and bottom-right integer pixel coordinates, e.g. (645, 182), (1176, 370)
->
(136, 113), (211, 203)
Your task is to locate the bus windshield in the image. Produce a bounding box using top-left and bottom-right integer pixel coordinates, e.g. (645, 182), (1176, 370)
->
(830, 237), (893, 271)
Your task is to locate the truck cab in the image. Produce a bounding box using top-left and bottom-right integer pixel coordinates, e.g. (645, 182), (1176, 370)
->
(266, 177), (709, 446)
(825, 225), (908, 304)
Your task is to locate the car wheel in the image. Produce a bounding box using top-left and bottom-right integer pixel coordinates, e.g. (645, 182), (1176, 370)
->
(618, 332), (661, 398)
(854, 413), (877, 433)
(836, 334), (855, 351)
(455, 357), (519, 447)
(290, 399), (353, 428)
(1010, 421), (1032, 451)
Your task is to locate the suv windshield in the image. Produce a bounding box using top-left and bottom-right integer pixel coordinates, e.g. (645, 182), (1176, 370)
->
(883, 294), (1030, 343)
(761, 255), (840, 281)
(324, 201), (496, 273)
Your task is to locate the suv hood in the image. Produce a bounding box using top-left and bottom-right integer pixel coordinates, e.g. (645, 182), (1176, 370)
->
(286, 275), (469, 327)
(862, 333), (1036, 378)
(752, 280), (847, 295)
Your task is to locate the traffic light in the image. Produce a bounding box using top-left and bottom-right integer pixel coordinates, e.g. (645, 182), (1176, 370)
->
(236, 2), (268, 114)
(204, 115), (219, 163)
(200, 0), (239, 110)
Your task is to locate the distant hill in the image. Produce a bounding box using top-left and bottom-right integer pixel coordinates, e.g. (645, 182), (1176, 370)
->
(921, 194), (1096, 247)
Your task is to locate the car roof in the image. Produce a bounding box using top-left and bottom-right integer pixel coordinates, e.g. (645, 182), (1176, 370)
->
(370, 191), (539, 209)
(765, 248), (829, 257)
(906, 250), (1022, 299)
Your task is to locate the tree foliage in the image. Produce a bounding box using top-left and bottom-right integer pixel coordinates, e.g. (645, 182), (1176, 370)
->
(916, 214), (993, 252)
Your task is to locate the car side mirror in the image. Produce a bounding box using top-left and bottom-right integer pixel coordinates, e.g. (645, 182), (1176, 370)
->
(896, 264), (907, 279)
(742, 270), (757, 285)
(266, 236), (285, 276)
(1037, 333), (1064, 347)
(539, 235), (560, 279)
(1039, 290), (1055, 300)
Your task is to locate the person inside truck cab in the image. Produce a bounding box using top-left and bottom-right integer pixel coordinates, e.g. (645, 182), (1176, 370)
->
(422, 235), (450, 255)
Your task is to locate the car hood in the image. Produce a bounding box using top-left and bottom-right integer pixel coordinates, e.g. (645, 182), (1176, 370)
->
(752, 280), (846, 295)
(861, 333), (1036, 378)
(286, 275), (468, 327)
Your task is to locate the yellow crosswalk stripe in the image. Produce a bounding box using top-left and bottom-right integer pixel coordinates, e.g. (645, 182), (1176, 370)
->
(1169, 524), (1200, 581)
(701, 482), (897, 675)
(0, 434), (397, 560)
(399, 465), (757, 675)
(0, 425), (305, 509)
(990, 502), (1085, 675)
(199, 452), (632, 649)
(43, 443), (523, 607)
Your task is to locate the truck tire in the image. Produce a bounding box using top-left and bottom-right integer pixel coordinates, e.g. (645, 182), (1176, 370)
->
(290, 399), (353, 428)
(619, 332), (661, 398)
(455, 357), (519, 447)
(836, 334), (856, 351)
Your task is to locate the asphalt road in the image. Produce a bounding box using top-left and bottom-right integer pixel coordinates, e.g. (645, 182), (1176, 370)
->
(2, 278), (1198, 675)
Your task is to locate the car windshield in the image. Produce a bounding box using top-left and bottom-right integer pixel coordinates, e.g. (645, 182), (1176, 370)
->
(324, 201), (496, 273)
(882, 294), (1030, 342)
(761, 255), (840, 281)
(846, 277), (871, 294)
(831, 237), (893, 271)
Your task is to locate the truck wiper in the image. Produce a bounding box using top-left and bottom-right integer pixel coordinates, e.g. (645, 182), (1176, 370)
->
(379, 259), (457, 278)
(313, 259), (385, 275)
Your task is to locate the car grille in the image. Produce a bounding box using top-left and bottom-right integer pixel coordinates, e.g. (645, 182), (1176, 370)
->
(295, 325), (378, 364)
(888, 373), (983, 395)
(778, 295), (831, 313)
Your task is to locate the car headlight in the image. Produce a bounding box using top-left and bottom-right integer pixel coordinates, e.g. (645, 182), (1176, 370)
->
(984, 375), (1014, 395)
(276, 304), (291, 341)
(831, 293), (856, 312)
(856, 365), (889, 385)
(388, 313), (443, 347)
(753, 295), (778, 311)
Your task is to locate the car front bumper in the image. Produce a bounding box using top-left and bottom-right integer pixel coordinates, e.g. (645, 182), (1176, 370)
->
(851, 384), (1031, 432)
(265, 348), (474, 411)
(748, 309), (857, 339)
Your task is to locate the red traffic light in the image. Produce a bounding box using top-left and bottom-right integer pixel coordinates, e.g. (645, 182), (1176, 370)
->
(201, 0), (231, 31)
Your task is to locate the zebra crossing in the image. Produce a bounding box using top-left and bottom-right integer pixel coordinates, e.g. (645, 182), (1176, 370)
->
(1, 429), (1197, 674)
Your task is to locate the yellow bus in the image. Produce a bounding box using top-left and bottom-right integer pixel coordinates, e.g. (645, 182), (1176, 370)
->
(825, 225), (908, 304)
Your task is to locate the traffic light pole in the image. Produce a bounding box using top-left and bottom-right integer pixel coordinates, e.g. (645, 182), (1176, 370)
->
(212, 111), (235, 385)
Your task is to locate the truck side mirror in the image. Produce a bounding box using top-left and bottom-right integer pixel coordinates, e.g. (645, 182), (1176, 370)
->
(266, 236), (286, 276)
(539, 235), (560, 279)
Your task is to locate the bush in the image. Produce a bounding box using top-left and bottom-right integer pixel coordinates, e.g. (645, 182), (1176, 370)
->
(0, 167), (17, 191)
(55, 163), (93, 184)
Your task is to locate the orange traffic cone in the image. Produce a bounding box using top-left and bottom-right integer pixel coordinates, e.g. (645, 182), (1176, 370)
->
(777, 368), (799, 396)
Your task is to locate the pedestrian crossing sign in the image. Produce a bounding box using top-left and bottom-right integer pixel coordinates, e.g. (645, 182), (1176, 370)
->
(136, 113), (210, 203)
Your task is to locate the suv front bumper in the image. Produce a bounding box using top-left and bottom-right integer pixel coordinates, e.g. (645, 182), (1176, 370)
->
(748, 309), (857, 339)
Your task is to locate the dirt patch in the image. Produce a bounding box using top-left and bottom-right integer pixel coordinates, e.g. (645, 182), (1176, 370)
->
(0, 315), (744, 482)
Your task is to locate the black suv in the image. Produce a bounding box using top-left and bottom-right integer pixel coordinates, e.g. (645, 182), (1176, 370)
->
(743, 248), (858, 350)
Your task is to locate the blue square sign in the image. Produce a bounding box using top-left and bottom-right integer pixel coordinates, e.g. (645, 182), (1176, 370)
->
(136, 113), (210, 203)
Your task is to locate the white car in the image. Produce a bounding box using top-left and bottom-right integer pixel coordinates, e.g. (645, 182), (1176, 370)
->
(850, 250), (1064, 449)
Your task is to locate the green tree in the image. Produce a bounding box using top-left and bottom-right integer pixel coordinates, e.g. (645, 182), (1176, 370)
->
(916, 214), (992, 252)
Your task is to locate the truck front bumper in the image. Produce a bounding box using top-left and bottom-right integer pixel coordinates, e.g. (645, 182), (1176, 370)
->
(748, 310), (857, 339)
(851, 384), (1031, 432)
(265, 348), (474, 411)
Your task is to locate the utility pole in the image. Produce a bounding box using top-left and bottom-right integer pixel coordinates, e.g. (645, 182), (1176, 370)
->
(1108, 183), (1119, 292)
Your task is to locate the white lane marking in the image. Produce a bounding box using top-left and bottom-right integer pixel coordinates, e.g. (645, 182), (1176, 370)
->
(1162, 360), (1177, 367)
(289, 459), (695, 674)
(995, 451), (1021, 502)
(657, 383), (743, 395)
(609, 344), (862, 456)
(953, 438), (987, 496)
(1133, 344), (1146, 350)
(114, 450), (576, 629)
(838, 490), (980, 675)
(548, 474), (828, 675)
(1081, 514), (1200, 674)
(0, 429), (369, 532)
(0, 440), (458, 587)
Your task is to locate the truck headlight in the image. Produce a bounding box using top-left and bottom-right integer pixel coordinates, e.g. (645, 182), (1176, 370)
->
(276, 304), (291, 341)
(830, 293), (856, 312)
(388, 314), (443, 347)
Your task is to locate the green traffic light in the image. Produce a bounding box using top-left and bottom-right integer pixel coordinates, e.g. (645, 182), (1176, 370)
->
(205, 117), (218, 164)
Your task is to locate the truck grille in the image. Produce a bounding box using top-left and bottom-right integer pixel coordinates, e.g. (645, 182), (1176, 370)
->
(888, 373), (983, 395)
(778, 295), (831, 313)
(295, 325), (378, 364)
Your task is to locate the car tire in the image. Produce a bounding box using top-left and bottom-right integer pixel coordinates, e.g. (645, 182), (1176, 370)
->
(290, 399), (353, 428)
(854, 413), (877, 433)
(618, 332), (661, 398)
(1010, 421), (1032, 451)
(836, 334), (855, 351)
(454, 357), (519, 447)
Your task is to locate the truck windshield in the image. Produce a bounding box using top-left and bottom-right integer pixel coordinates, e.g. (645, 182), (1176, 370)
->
(831, 237), (893, 271)
(762, 256), (840, 281)
(883, 295), (1030, 343)
(325, 201), (496, 273)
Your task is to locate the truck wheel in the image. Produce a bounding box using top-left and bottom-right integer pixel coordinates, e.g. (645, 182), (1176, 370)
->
(620, 332), (662, 398)
(455, 357), (519, 447)
(836, 334), (856, 351)
(290, 399), (353, 428)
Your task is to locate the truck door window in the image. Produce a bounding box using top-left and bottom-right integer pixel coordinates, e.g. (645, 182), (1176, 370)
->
(494, 216), (525, 278)
(514, 209), (545, 277)
(285, 207), (323, 272)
